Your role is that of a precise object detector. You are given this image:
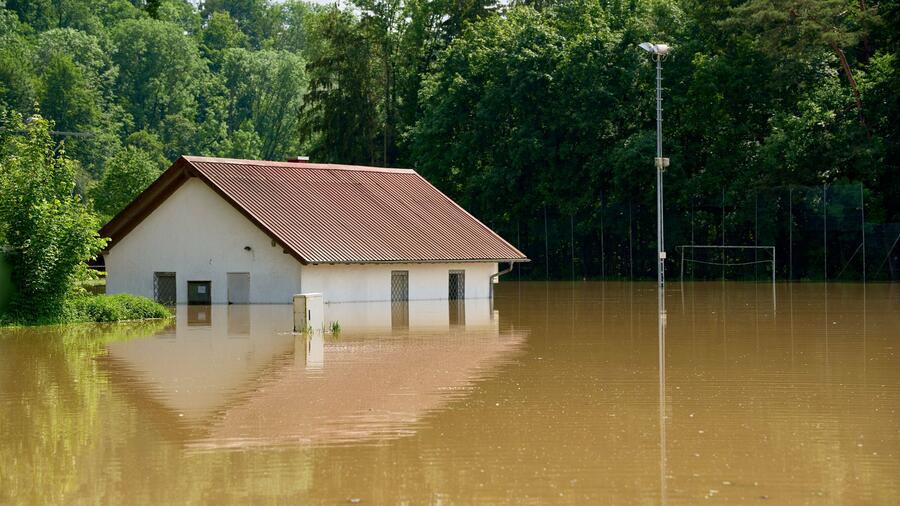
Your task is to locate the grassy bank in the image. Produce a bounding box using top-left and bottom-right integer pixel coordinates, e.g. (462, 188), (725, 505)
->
(67, 294), (171, 323)
(1, 294), (171, 327)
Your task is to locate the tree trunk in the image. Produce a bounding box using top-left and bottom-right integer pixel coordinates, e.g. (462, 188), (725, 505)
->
(830, 42), (867, 129)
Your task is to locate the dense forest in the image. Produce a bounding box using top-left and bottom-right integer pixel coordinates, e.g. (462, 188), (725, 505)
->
(1, 0), (899, 285)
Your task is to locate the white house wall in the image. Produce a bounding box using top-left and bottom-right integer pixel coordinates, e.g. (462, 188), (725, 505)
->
(105, 177), (501, 304)
(104, 178), (304, 304)
(300, 262), (498, 303)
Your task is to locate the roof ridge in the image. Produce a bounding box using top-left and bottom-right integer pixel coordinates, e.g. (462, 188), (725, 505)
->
(182, 155), (416, 174)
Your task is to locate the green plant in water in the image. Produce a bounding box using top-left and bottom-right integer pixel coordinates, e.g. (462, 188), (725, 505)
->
(328, 321), (341, 334)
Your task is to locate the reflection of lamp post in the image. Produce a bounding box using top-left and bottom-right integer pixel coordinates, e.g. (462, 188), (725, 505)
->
(658, 306), (667, 506)
(638, 42), (670, 315)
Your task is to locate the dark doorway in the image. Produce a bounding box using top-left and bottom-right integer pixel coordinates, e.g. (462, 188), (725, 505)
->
(187, 281), (211, 305)
(449, 270), (465, 300)
(154, 272), (176, 305)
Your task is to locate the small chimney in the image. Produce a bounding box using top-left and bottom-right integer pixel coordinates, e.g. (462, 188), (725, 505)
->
(286, 156), (310, 163)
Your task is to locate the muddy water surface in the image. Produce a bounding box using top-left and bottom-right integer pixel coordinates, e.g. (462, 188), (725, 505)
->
(1, 282), (898, 504)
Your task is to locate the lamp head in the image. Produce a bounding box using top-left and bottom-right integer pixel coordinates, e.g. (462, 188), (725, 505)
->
(639, 42), (670, 56)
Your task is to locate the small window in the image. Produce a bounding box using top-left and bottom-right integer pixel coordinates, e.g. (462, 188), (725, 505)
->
(449, 270), (465, 300)
(187, 281), (211, 305)
(153, 272), (176, 305)
(391, 271), (409, 302)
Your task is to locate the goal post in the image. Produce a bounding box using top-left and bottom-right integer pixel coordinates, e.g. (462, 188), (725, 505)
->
(675, 245), (775, 285)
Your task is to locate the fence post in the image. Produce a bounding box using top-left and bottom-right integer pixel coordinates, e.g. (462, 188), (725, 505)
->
(823, 184), (828, 281)
(788, 186), (793, 281)
(861, 183), (866, 283)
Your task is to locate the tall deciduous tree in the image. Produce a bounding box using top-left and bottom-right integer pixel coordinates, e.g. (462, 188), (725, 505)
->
(90, 146), (161, 220)
(0, 111), (106, 320)
(727, 0), (879, 126)
(221, 48), (307, 160)
(301, 7), (379, 164)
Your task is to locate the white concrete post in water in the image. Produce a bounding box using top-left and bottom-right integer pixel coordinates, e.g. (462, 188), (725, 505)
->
(293, 293), (324, 333)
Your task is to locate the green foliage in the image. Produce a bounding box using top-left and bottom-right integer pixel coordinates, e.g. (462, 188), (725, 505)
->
(0, 8), (37, 111)
(66, 293), (171, 323)
(110, 19), (207, 139)
(1, 0), (898, 282)
(0, 111), (107, 321)
(90, 146), (161, 220)
(202, 10), (249, 65)
(220, 48), (307, 159)
(301, 7), (380, 164)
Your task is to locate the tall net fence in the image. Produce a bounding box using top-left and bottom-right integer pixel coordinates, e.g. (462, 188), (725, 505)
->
(490, 183), (900, 282)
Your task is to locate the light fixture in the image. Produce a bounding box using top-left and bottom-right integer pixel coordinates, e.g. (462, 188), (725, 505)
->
(639, 43), (670, 56)
(638, 41), (671, 315)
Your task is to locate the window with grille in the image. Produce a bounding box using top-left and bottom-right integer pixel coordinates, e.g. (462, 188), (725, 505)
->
(153, 272), (176, 305)
(449, 270), (465, 300)
(391, 271), (409, 302)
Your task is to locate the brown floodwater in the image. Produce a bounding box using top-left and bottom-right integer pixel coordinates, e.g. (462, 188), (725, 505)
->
(1, 282), (898, 504)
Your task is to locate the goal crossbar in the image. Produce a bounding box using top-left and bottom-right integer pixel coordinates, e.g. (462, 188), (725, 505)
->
(676, 245), (775, 284)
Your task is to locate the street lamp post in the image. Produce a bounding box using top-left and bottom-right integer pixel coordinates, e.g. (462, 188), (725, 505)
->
(639, 42), (670, 315)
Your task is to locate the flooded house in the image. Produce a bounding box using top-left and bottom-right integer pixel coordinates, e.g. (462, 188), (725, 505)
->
(100, 156), (527, 305)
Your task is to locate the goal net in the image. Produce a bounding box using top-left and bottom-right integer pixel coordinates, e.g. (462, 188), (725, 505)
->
(676, 245), (775, 283)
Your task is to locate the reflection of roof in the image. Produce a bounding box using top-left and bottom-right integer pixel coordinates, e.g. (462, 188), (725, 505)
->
(100, 156), (528, 264)
(196, 332), (526, 448)
(102, 326), (525, 449)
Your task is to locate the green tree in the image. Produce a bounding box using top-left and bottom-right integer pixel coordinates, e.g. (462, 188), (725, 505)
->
(727, 0), (880, 125)
(221, 48), (307, 160)
(273, 0), (316, 53)
(5, 0), (103, 33)
(0, 8), (37, 112)
(39, 54), (98, 135)
(301, 7), (379, 164)
(202, 10), (249, 66)
(33, 28), (124, 176)
(0, 111), (106, 321)
(109, 18), (218, 159)
(202, 0), (279, 48)
(124, 129), (169, 169)
(90, 146), (161, 220)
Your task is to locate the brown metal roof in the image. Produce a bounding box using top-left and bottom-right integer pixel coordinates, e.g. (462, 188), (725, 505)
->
(100, 156), (527, 264)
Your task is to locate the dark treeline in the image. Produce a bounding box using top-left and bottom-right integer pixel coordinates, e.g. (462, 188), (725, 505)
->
(1, 0), (898, 280)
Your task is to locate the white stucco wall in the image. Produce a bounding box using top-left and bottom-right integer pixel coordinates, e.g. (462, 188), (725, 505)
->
(105, 177), (501, 304)
(301, 262), (498, 303)
(105, 178), (304, 304)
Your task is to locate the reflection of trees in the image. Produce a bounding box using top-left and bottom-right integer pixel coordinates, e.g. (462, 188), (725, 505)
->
(0, 320), (320, 503)
(0, 321), (169, 504)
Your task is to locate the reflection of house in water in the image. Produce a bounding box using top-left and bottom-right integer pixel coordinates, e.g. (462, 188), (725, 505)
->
(101, 301), (525, 448)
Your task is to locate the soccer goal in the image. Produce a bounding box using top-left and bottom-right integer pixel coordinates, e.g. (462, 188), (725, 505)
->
(676, 245), (775, 284)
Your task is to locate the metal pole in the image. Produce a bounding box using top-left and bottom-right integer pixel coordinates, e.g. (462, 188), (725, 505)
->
(861, 183), (866, 283)
(655, 53), (666, 315)
(789, 187), (793, 281)
(772, 247), (776, 312)
(823, 184), (827, 280)
(570, 213), (575, 281)
(600, 191), (606, 279)
(721, 186), (726, 282)
(544, 204), (549, 280)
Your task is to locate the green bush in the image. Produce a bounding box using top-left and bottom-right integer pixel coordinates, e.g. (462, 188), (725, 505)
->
(66, 294), (171, 323)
